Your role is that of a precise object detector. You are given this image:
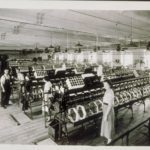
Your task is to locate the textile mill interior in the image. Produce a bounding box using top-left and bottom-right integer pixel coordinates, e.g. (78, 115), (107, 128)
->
(0, 9), (150, 146)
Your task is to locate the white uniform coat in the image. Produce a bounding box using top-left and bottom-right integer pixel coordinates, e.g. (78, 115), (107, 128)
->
(100, 89), (115, 139)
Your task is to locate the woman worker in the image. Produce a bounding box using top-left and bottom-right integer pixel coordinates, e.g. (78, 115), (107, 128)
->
(1, 68), (11, 108)
(43, 76), (53, 121)
(100, 80), (115, 144)
(15, 68), (25, 105)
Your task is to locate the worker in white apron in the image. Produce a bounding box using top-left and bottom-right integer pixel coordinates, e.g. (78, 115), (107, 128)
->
(43, 77), (53, 119)
(100, 80), (115, 144)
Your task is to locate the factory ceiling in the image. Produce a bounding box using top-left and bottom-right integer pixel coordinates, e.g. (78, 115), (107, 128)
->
(0, 9), (150, 50)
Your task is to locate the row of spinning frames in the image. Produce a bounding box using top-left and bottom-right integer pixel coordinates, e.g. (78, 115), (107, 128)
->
(114, 86), (150, 106)
(113, 77), (150, 92)
(65, 76), (150, 124)
(64, 74), (103, 124)
(104, 68), (133, 76)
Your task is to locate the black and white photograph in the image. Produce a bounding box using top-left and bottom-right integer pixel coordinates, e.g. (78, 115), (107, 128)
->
(1, 4), (150, 147)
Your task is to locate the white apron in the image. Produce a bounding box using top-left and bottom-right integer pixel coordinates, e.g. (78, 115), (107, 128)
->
(100, 89), (115, 139)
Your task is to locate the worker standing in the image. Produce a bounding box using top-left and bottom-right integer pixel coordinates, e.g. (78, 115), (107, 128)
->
(24, 73), (32, 93)
(22, 73), (32, 111)
(43, 76), (53, 121)
(100, 80), (115, 144)
(15, 68), (25, 105)
(0, 68), (11, 108)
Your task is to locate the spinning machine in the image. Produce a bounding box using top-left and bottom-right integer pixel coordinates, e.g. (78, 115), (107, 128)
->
(34, 70), (48, 79)
(104, 68), (135, 82)
(48, 70), (150, 143)
(24, 80), (44, 119)
(112, 76), (150, 124)
(49, 73), (104, 143)
(32, 65), (47, 79)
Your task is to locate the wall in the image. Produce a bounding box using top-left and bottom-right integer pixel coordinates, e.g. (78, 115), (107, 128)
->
(53, 48), (149, 69)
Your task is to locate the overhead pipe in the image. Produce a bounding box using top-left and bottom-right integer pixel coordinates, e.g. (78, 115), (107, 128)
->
(0, 15), (149, 40)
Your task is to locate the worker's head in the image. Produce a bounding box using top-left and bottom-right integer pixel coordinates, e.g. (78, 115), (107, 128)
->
(16, 68), (20, 74)
(59, 81), (63, 86)
(103, 80), (113, 90)
(4, 68), (9, 75)
(43, 76), (49, 82)
(25, 73), (29, 77)
(25, 73), (30, 81)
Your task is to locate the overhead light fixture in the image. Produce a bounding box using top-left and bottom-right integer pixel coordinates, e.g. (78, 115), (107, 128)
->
(54, 45), (61, 52)
(49, 44), (54, 48)
(128, 41), (138, 47)
(122, 47), (128, 51)
(116, 44), (121, 51)
(45, 47), (49, 53)
(75, 42), (83, 47)
(35, 47), (39, 50)
(94, 46), (100, 52)
(65, 48), (68, 53)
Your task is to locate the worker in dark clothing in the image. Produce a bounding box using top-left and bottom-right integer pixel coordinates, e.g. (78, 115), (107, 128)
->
(24, 73), (32, 93)
(0, 68), (11, 108)
(21, 73), (32, 111)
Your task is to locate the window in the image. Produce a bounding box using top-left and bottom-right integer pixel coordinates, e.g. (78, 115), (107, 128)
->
(144, 51), (150, 68)
(102, 52), (112, 64)
(121, 52), (133, 67)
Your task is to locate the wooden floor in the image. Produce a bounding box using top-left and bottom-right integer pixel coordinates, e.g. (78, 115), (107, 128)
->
(0, 97), (150, 146)
(0, 102), (56, 145)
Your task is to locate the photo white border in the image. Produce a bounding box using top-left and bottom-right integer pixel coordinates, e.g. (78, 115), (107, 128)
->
(0, 1), (150, 150)
(0, 1), (150, 10)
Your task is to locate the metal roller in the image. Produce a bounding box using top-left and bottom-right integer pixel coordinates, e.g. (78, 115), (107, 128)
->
(67, 107), (80, 123)
(88, 101), (98, 115)
(76, 105), (87, 120)
(114, 96), (120, 106)
(124, 91), (132, 101)
(122, 91), (128, 103)
(95, 99), (103, 112)
(119, 93), (125, 104)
